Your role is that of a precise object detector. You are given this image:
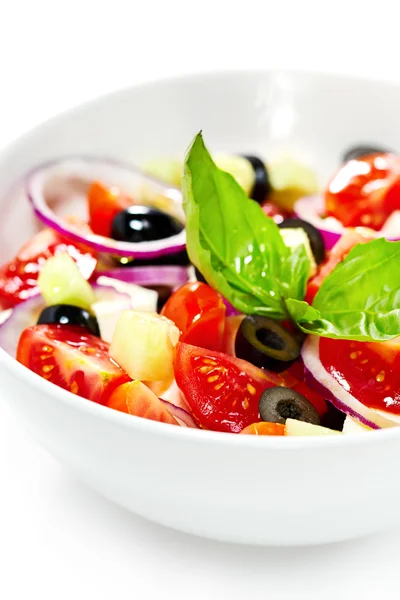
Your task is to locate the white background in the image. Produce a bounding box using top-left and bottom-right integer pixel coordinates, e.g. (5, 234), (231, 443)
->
(1, 1), (399, 598)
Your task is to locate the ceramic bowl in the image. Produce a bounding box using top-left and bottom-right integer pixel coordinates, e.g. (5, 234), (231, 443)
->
(1, 70), (400, 546)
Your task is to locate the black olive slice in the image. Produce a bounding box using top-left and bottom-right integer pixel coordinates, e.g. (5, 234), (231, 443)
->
(37, 304), (100, 337)
(259, 386), (320, 425)
(278, 218), (325, 264)
(111, 206), (183, 244)
(235, 316), (301, 373)
(242, 155), (272, 203)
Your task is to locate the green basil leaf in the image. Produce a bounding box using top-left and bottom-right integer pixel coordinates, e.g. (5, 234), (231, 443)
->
(287, 238), (400, 341)
(182, 133), (311, 318)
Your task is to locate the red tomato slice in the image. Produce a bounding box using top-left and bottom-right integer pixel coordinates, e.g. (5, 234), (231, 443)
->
(325, 153), (400, 230)
(305, 229), (374, 304)
(174, 342), (285, 433)
(108, 380), (179, 424)
(161, 282), (226, 352)
(0, 228), (97, 310)
(240, 422), (285, 435)
(320, 337), (400, 414)
(17, 324), (129, 404)
(88, 181), (133, 237)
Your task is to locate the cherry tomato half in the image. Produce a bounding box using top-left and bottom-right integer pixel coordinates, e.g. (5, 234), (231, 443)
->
(174, 342), (283, 433)
(161, 282), (226, 352)
(0, 228), (97, 310)
(325, 153), (400, 230)
(17, 324), (130, 404)
(88, 181), (133, 238)
(108, 380), (179, 424)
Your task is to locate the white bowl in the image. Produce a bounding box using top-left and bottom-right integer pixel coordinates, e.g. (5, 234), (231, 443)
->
(1, 70), (400, 546)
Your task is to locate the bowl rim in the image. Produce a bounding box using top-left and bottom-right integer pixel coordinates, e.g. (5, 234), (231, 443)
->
(2, 67), (400, 450)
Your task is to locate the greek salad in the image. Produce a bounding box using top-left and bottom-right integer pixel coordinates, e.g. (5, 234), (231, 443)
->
(1, 135), (400, 436)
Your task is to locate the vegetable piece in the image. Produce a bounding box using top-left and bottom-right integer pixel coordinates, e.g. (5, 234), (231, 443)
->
(37, 304), (100, 337)
(95, 276), (158, 312)
(305, 229), (374, 304)
(301, 335), (397, 429)
(279, 227), (317, 276)
(91, 297), (132, 343)
(0, 228), (96, 310)
(17, 324), (130, 404)
(235, 316), (301, 373)
(111, 206), (183, 244)
(143, 158), (183, 188)
(159, 398), (198, 427)
(109, 311), (180, 382)
(342, 416), (372, 433)
(285, 419), (340, 436)
(240, 422), (285, 435)
(174, 342), (282, 432)
(279, 218), (325, 264)
(107, 380), (179, 424)
(258, 387), (320, 425)
(27, 157), (185, 259)
(161, 282), (226, 351)
(325, 153), (400, 230)
(268, 154), (319, 211)
(94, 265), (189, 289)
(287, 238), (400, 341)
(38, 252), (96, 311)
(241, 155), (271, 203)
(88, 181), (133, 237)
(342, 144), (393, 163)
(182, 132), (311, 319)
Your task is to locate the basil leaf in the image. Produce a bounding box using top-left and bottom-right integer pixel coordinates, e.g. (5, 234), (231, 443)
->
(287, 238), (400, 341)
(182, 133), (311, 318)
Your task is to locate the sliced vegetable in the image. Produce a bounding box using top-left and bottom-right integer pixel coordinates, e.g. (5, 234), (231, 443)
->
(161, 282), (226, 351)
(94, 266), (189, 288)
(285, 419), (340, 436)
(240, 422), (285, 435)
(37, 304), (100, 337)
(174, 342), (282, 432)
(95, 276), (158, 312)
(159, 398), (198, 428)
(109, 311), (180, 382)
(325, 153), (400, 230)
(268, 154), (319, 211)
(235, 316), (301, 373)
(17, 324), (130, 404)
(279, 218), (325, 265)
(301, 335), (398, 429)
(111, 206), (183, 244)
(88, 181), (133, 237)
(27, 157), (185, 258)
(38, 252), (96, 310)
(0, 228), (96, 310)
(342, 415), (372, 433)
(241, 155), (271, 203)
(258, 386), (320, 425)
(107, 380), (179, 425)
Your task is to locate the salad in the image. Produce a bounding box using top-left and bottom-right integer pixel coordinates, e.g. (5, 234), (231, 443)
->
(1, 135), (400, 437)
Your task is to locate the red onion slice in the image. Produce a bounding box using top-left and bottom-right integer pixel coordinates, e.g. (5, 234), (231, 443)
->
(95, 266), (189, 289)
(159, 399), (199, 428)
(26, 157), (185, 258)
(0, 283), (131, 357)
(301, 335), (399, 429)
(294, 195), (400, 250)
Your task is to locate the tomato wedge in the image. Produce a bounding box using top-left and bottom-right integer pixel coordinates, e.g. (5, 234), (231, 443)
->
(320, 337), (400, 414)
(240, 422), (285, 435)
(305, 229), (374, 304)
(325, 153), (400, 229)
(108, 380), (179, 424)
(17, 324), (130, 404)
(88, 181), (133, 237)
(174, 342), (284, 432)
(161, 282), (226, 351)
(0, 228), (97, 310)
